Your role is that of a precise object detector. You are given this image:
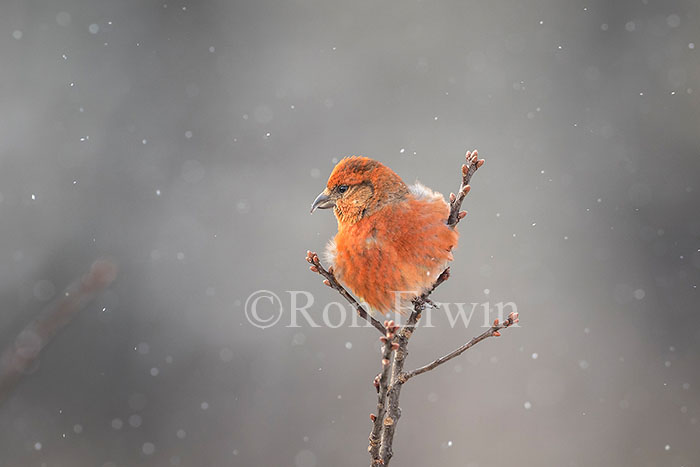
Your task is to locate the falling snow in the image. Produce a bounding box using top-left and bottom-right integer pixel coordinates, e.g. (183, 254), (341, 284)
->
(3, 2), (699, 465)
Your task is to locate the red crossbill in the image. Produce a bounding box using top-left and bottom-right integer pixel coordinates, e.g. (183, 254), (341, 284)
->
(311, 156), (465, 315)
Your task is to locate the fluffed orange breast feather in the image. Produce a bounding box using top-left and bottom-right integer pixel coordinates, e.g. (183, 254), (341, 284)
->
(328, 190), (458, 315)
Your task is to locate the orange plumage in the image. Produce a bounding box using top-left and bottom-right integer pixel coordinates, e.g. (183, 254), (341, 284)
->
(310, 157), (458, 315)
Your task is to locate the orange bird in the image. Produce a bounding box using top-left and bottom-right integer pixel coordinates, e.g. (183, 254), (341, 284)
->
(311, 156), (463, 315)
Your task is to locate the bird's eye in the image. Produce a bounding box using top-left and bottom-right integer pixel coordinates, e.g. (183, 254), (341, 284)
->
(337, 185), (348, 194)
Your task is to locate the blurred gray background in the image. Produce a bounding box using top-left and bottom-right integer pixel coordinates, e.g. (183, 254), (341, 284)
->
(1, 0), (699, 466)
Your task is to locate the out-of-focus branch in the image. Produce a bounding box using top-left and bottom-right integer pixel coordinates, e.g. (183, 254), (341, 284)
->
(0, 259), (118, 405)
(305, 250), (387, 335)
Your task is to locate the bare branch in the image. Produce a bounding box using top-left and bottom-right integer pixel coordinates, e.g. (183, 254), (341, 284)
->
(447, 149), (485, 227)
(0, 259), (118, 405)
(369, 321), (400, 465)
(305, 250), (387, 335)
(402, 312), (519, 382)
(379, 319), (409, 464)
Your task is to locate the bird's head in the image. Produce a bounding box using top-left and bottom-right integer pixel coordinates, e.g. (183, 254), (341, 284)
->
(310, 156), (408, 224)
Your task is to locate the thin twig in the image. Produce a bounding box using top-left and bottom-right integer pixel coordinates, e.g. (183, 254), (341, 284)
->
(305, 250), (387, 335)
(402, 312), (519, 382)
(447, 149), (484, 227)
(379, 313), (519, 466)
(0, 259), (118, 405)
